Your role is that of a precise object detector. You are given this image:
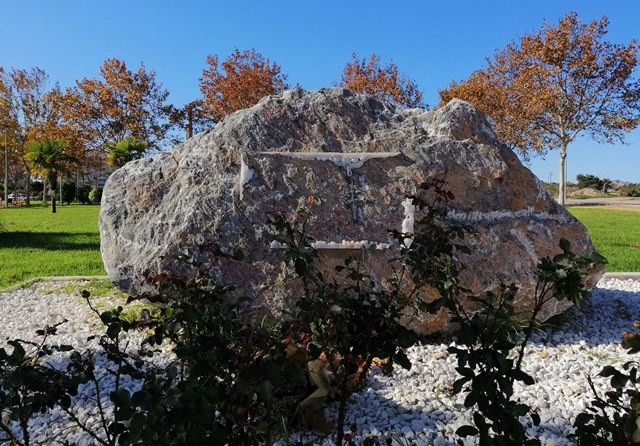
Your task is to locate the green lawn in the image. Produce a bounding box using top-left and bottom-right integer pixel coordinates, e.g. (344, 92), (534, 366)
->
(0, 204), (637, 291)
(569, 206), (640, 272)
(0, 205), (105, 290)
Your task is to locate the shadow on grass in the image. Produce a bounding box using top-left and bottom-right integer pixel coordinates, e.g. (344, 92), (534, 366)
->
(0, 232), (100, 251)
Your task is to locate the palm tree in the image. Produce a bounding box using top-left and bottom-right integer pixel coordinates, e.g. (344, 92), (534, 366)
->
(106, 136), (148, 168)
(24, 139), (77, 213)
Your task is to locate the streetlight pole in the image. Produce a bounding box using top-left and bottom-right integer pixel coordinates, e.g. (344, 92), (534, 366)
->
(4, 131), (7, 209)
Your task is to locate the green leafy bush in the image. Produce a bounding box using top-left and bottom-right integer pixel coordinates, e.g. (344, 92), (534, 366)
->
(129, 275), (309, 445)
(618, 184), (640, 197)
(396, 177), (604, 446)
(0, 177), (605, 446)
(89, 187), (103, 205)
(447, 242), (602, 445)
(0, 322), (85, 446)
(30, 181), (44, 194)
(573, 326), (640, 445)
(576, 174), (604, 190)
(76, 184), (92, 204)
(270, 202), (419, 443)
(62, 182), (76, 205)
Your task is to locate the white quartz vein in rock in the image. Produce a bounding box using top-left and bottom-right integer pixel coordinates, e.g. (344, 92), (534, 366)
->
(401, 198), (415, 247)
(259, 152), (400, 173)
(447, 207), (573, 224)
(510, 228), (539, 263)
(237, 157), (254, 199)
(270, 240), (391, 250)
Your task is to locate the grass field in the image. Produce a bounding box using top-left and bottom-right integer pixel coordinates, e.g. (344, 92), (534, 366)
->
(0, 205), (105, 290)
(0, 204), (638, 291)
(569, 206), (640, 272)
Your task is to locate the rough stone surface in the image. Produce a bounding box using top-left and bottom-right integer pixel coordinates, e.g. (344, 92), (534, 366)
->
(99, 88), (603, 333)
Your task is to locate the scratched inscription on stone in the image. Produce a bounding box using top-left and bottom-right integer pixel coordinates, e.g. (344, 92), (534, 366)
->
(239, 152), (415, 250)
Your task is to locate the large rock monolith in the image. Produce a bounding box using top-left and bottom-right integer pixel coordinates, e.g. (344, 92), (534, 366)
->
(99, 88), (603, 333)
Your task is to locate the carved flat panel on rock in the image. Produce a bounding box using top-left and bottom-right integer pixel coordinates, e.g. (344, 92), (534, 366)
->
(239, 151), (414, 251)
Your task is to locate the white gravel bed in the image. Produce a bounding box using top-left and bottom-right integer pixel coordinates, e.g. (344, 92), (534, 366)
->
(0, 281), (174, 446)
(2, 278), (640, 445)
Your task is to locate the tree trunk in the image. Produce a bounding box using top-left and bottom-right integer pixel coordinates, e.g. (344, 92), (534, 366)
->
(25, 170), (31, 207)
(558, 144), (568, 206)
(50, 173), (57, 214)
(186, 106), (193, 139)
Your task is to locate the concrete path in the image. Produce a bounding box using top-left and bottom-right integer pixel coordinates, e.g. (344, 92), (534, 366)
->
(603, 272), (640, 280)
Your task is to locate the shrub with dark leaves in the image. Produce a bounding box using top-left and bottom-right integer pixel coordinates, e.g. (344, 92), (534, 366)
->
(0, 321), (83, 446)
(573, 326), (640, 445)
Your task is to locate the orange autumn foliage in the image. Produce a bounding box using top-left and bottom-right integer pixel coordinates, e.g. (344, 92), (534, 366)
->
(0, 67), (70, 203)
(439, 12), (640, 204)
(59, 58), (172, 155)
(27, 92), (99, 174)
(340, 53), (424, 108)
(200, 49), (289, 122)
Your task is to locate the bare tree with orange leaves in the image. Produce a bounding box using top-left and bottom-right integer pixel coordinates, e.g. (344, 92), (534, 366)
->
(200, 49), (289, 122)
(0, 67), (59, 205)
(29, 89), (95, 177)
(440, 12), (640, 205)
(340, 53), (424, 108)
(59, 58), (173, 157)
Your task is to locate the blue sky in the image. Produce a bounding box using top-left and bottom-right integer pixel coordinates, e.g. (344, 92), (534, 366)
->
(1, 0), (639, 182)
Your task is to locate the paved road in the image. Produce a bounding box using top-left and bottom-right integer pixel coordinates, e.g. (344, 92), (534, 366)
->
(565, 197), (640, 208)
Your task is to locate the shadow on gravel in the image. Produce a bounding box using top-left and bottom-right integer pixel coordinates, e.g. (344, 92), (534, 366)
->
(288, 385), (576, 446)
(5, 349), (575, 446)
(0, 232), (100, 251)
(534, 286), (640, 348)
(3, 285), (635, 445)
